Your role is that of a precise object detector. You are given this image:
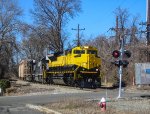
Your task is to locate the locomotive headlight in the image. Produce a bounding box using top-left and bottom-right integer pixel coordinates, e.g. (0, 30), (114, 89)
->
(96, 69), (99, 71)
(84, 46), (89, 49)
(82, 62), (87, 68)
(82, 63), (86, 66)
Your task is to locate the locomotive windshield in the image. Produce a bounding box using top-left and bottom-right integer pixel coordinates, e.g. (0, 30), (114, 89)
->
(87, 50), (97, 56)
(74, 50), (85, 54)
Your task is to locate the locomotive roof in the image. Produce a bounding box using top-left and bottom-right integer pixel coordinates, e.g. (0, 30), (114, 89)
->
(73, 46), (97, 50)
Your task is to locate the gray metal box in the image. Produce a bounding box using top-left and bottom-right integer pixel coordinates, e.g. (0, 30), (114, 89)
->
(135, 63), (150, 85)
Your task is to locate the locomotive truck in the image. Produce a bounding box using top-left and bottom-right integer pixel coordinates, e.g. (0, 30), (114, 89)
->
(19, 45), (102, 88)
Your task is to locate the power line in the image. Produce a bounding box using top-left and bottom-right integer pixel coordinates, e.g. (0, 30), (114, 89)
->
(72, 24), (85, 46)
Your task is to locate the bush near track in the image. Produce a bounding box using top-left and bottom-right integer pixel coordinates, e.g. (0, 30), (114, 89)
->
(0, 79), (10, 92)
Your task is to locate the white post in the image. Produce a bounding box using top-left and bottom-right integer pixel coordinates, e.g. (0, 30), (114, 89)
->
(118, 65), (123, 98)
(117, 36), (124, 99)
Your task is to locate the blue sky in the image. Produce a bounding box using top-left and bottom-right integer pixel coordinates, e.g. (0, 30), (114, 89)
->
(19, 0), (146, 40)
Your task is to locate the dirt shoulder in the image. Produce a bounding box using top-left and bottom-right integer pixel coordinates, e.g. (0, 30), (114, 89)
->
(42, 97), (150, 114)
(5, 80), (150, 96)
(5, 80), (90, 96)
(4, 80), (150, 114)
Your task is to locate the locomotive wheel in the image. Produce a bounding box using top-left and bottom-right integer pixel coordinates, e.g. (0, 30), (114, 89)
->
(63, 77), (68, 85)
(68, 75), (75, 86)
(63, 74), (75, 86)
(46, 75), (53, 84)
(63, 74), (68, 85)
(96, 78), (101, 87)
(79, 79), (85, 89)
(91, 78), (97, 89)
(78, 78), (97, 89)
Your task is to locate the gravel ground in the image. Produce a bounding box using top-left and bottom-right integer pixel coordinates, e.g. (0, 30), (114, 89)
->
(4, 80), (150, 114)
(109, 98), (150, 113)
(43, 98), (150, 114)
(125, 85), (150, 93)
(5, 80), (89, 96)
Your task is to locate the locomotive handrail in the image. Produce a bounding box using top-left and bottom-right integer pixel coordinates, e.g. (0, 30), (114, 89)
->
(73, 66), (79, 80)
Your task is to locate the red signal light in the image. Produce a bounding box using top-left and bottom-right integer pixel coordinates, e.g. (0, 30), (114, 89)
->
(112, 50), (120, 58)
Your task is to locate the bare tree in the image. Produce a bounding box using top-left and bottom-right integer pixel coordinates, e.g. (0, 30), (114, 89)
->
(114, 7), (129, 46)
(129, 16), (139, 44)
(32, 0), (81, 52)
(21, 26), (49, 61)
(0, 0), (22, 78)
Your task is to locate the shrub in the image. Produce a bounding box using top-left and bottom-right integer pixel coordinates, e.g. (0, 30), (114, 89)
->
(0, 79), (11, 92)
(6, 87), (17, 94)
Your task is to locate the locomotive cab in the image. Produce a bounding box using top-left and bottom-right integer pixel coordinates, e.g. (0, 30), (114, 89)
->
(70, 46), (101, 70)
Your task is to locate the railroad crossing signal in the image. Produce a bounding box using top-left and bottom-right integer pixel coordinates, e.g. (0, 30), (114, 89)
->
(112, 50), (131, 68)
(124, 50), (131, 58)
(112, 44), (131, 99)
(112, 50), (120, 58)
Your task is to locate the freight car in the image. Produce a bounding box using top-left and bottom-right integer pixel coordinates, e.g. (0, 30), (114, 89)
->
(19, 46), (102, 88)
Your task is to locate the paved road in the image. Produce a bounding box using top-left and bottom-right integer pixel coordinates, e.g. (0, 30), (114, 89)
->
(0, 88), (149, 114)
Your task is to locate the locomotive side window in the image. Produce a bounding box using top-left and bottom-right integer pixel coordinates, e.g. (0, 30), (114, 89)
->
(65, 49), (72, 55)
(87, 50), (97, 55)
(74, 50), (85, 54)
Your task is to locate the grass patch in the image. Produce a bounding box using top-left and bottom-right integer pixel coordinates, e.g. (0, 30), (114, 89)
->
(45, 98), (150, 114)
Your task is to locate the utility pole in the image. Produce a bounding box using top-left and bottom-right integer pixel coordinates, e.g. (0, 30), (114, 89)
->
(116, 16), (119, 46)
(147, 0), (150, 45)
(139, 0), (150, 61)
(109, 16), (121, 47)
(72, 24), (85, 46)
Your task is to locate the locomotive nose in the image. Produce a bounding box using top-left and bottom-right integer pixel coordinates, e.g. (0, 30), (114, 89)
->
(87, 55), (96, 69)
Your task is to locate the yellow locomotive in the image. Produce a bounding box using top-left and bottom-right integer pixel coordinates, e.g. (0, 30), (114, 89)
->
(43, 45), (102, 88)
(19, 45), (102, 88)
